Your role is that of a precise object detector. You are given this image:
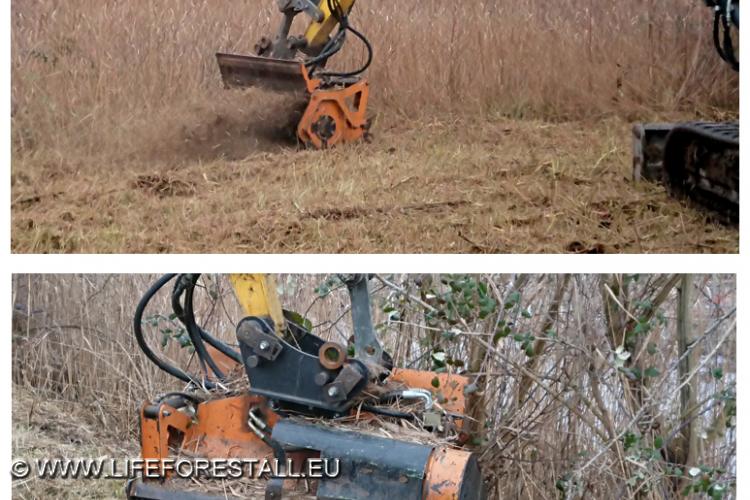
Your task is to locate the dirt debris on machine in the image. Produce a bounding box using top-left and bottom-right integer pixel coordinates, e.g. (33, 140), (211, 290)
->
(297, 409), (456, 448)
(178, 369), (456, 498)
(206, 365), (253, 397)
(206, 366), (459, 446)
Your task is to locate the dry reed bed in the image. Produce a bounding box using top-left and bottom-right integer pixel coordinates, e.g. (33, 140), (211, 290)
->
(12, 275), (737, 498)
(10, 1), (739, 254)
(12, 0), (737, 158)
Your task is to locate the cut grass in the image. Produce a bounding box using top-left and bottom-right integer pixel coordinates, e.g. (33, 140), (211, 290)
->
(11, 112), (738, 254)
(12, 386), (138, 499)
(11, 0), (738, 254)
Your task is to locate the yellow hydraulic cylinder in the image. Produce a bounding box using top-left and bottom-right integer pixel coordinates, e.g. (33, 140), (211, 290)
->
(229, 274), (285, 336)
(304, 0), (357, 50)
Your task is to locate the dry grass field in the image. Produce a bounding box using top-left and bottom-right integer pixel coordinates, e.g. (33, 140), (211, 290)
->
(11, 1), (739, 253)
(12, 274), (737, 498)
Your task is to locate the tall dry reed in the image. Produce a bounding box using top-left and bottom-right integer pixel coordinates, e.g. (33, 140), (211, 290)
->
(12, 274), (737, 498)
(12, 0), (738, 161)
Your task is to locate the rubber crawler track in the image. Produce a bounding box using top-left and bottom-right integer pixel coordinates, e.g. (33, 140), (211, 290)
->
(663, 122), (739, 224)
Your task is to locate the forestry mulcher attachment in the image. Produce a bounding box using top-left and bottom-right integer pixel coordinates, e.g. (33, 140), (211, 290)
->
(633, 0), (739, 224)
(127, 275), (486, 500)
(217, 1), (371, 148)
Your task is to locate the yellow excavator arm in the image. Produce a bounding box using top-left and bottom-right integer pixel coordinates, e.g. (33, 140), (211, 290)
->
(228, 274), (285, 335)
(304, 0), (357, 51)
(253, 0), (359, 61)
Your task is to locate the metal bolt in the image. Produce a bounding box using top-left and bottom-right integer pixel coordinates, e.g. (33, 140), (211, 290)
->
(327, 386), (340, 398)
(314, 372), (330, 386)
(162, 410), (171, 417)
(259, 341), (270, 351)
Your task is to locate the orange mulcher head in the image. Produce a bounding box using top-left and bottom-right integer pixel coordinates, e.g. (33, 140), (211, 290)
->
(130, 376), (486, 500)
(129, 275), (487, 500)
(216, 52), (370, 149)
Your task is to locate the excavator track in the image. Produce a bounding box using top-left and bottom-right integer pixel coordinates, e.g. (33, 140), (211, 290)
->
(634, 121), (739, 225)
(663, 122), (739, 224)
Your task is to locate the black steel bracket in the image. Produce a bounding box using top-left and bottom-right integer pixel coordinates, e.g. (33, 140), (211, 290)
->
(236, 316), (370, 416)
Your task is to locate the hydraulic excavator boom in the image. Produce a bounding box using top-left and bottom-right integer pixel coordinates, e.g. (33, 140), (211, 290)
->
(304, 0), (357, 52)
(217, 1), (370, 148)
(128, 274), (486, 500)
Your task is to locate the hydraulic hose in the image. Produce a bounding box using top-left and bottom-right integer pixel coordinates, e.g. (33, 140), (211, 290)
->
(171, 278), (242, 365)
(305, 28), (346, 68)
(134, 274), (216, 389)
(170, 275), (215, 379)
(711, 0), (740, 70)
(183, 276), (228, 380)
(157, 391), (205, 405)
(173, 275), (242, 364)
(306, 0), (373, 79)
(319, 23), (373, 79)
(198, 325), (242, 364)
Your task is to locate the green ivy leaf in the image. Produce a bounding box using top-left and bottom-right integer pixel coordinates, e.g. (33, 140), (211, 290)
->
(442, 330), (458, 341)
(177, 334), (191, 348)
(285, 310), (314, 332)
(623, 432), (639, 450)
(655, 311), (667, 326)
(432, 352), (447, 364)
(633, 320), (650, 335)
(505, 291), (521, 309)
(621, 367), (642, 380)
(635, 299), (653, 312)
